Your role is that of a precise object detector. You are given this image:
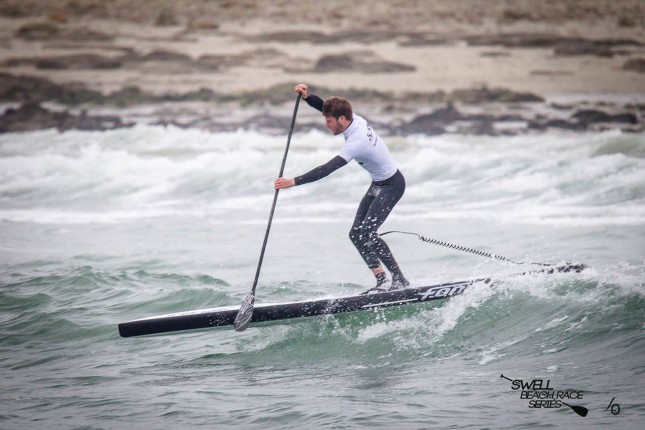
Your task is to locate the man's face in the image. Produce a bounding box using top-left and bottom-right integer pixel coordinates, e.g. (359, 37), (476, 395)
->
(324, 115), (349, 135)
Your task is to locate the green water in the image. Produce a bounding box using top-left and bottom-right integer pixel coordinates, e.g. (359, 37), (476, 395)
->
(1, 127), (643, 428)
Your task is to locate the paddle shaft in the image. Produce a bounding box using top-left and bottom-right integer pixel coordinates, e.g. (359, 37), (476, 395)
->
(249, 94), (301, 296)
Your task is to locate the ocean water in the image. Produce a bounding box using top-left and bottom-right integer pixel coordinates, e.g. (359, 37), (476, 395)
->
(0, 125), (643, 429)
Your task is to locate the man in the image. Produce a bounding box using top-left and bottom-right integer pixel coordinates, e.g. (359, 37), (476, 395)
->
(274, 83), (409, 293)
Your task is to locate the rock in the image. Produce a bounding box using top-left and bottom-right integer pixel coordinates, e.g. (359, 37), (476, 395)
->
(465, 33), (559, 48)
(571, 109), (613, 124)
(450, 87), (544, 104)
(554, 40), (613, 57)
(0, 102), (60, 132)
(463, 33), (641, 54)
(610, 113), (638, 124)
(398, 34), (454, 47)
(420, 104), (462, 123)
(570, 109), (637, 126)
(0, 102), (134, 133)
(14, 21), (112, 41)
(155, 9), (179, 26)
(496, 114), (525, 122)
(540, 119), (586, 131)
(15, 21), (59, 40)
(528, 109), (639, 132)
(398, 105), (459, 135)
(5, 54), (122, 70)
(152, 119), (191, 129)
(58, 109), (131, 131)
(460, 119), (496, 135)
(244, 30), (417, 45)
(531, 115), (582, 131)
(0, 73), (103, 104)
(62, 27), (113, 41)
(141, 50), (192, 63)
(314, 52), (415, 73)
(246, 30), (331, 44)
(623, 58), (645, 73)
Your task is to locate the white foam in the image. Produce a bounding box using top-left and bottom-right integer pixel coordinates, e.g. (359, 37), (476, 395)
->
(0, 127), (643, 227)
(478, 335), (529, 365)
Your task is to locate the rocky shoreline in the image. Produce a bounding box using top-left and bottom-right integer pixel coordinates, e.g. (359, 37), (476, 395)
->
(1, 72), (642, 136)
(0, 0), (643, 136)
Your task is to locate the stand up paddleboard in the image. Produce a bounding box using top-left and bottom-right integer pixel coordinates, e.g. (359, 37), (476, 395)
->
(118, 263), (585, 337)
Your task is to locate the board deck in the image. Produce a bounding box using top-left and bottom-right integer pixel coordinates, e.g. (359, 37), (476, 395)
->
(118, 263), (585, 337)
(118, 278), (484, 337)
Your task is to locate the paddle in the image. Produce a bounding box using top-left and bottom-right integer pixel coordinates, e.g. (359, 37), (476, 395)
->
(233, 93), (302, 332)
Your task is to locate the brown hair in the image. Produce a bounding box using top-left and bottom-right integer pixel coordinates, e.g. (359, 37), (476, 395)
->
(322, 96), (353, 121)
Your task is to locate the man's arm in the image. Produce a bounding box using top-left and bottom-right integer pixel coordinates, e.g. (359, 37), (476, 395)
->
(275, 155), (347, 189)
(295, 155), (347, 185)
(304, 94), (323, 112)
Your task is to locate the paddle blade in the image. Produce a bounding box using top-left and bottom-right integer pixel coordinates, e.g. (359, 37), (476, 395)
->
(233, 293), (255, 332)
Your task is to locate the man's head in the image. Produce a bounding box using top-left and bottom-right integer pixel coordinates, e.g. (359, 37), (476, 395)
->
(322, 96), (353, 135)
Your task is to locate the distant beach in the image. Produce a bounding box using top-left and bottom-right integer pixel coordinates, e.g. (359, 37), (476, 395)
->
(0, 0), (644, 134)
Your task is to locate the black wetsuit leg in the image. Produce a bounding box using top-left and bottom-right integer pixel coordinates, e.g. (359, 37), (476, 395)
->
(349, 170), (405, 274)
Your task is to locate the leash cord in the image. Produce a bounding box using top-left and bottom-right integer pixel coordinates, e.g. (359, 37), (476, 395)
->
(379, 230), (553, 267)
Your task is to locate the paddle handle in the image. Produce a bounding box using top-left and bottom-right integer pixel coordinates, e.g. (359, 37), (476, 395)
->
(278, 94), (301, 177)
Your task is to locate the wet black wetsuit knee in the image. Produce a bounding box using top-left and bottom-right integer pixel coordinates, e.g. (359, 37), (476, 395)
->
(349, 170), (405, 272)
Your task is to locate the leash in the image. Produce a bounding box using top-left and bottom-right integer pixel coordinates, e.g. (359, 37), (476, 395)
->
(379, 230), (553, 267)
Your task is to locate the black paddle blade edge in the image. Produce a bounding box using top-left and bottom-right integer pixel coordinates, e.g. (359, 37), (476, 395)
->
(233, 293), (254, 332)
